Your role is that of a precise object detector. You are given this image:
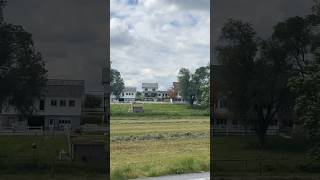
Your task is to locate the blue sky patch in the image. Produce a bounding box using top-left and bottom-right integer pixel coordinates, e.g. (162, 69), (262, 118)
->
(127, 0), (139, 6)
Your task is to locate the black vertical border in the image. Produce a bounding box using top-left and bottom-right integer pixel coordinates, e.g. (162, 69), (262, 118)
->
(210, 0), (214, 179)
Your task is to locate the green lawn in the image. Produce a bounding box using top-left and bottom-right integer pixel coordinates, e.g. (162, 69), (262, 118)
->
(111, 103), (209, 117)
(111, 138), (209, 179)
(212, 136), (315, 176)
(1, 103), (318, 179)
(0, 135), (106, 177)
(110, 103), (320, 179)
(110, 103), (210, 179)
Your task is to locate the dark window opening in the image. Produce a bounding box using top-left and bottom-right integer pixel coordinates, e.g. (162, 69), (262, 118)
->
(60, 100), (66, 107)
(40, 99), (45, 110)
(69, 100), (76, 107)
(51, 100), (57, 106)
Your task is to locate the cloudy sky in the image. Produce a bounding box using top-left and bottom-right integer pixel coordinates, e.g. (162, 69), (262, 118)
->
(3, 0), (315, 92)
(213, 0), (314, 54)
(110, 0), (210, 90)
(3, 0), (108, 92)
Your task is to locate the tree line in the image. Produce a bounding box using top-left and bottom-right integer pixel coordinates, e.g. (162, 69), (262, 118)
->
(214, 0), (320, 153)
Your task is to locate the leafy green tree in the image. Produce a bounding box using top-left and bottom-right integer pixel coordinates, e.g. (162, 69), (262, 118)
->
(289, 49), (320, 163)
(135, 91), (143, 101)
(250, 38), (292, 146)
(0, 2), (47, 115)
(192, 66), (209, 105)
(216, 19), (293, 146)
(215, 18), (258, 137)
(178, 68), (194, 105)
(178, 66), (209, 106)
(111, 69), (124, 100)
(272, 16), (314, 75)
(200, 81), (209, 106)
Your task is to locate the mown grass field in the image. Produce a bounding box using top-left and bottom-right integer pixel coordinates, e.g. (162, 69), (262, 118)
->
(110, 103), (210, 179)
(1, 104), (319, 179)
(111, 103), (320, 179)
(0, 135), (107, 179)
(111, 103), (210, 117)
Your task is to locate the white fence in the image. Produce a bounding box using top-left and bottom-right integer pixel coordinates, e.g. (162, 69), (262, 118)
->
(212, 126), (279, 136)
(0, 126), (43, 135)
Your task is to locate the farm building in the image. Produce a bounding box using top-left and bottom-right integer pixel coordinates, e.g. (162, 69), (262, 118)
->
(0, 79), (85, 132)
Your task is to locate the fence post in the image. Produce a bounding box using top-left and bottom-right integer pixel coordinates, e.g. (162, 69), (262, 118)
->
(259, 159), (263, 176)
(244, 160), (247, 171)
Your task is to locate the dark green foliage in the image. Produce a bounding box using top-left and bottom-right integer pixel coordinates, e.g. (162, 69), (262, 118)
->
(111, 69), (124, 100)
(178, 66), (209, 106)
(0, 22), (47, 115)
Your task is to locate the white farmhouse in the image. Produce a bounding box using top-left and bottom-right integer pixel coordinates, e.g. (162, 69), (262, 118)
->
(120, 86), (136, 102)
(142, 83), (158, 101)
(0, 79), (85, 131)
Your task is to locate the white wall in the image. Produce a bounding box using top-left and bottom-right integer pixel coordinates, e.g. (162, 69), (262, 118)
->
(1, 97), (82, 116)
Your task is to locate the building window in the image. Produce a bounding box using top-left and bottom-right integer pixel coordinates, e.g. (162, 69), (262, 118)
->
(232, 119), (238, 125)
(152, 88), (156, 91)
(49, 119), (54, 125)
(40, 99), (45, 110)
(59, 120), (71, 124)
(60, 100), (66, 107)
(145, 88), (148, 91)
(216, 119), (227, 125)
(219, 98), (228, 109)
(51, 100), (57, 106)
(69, 100), (75, 107)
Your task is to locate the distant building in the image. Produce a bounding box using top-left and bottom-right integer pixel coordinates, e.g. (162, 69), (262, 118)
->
(0, 79), (85, 132)
(142, 83), (158, 101)
(172, 82), (183, 101)
(111, 86), (137, 102)
(120, 86), (136, 102)
(156, 90), (169, 101)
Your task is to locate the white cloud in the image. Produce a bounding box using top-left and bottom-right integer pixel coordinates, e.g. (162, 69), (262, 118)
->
(111, 0), (210, 90)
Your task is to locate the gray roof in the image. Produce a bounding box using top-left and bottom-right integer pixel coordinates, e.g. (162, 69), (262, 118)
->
(142, 83), (158, 89)
(43, 79), (85, 98)
(124, 86), (137, 92)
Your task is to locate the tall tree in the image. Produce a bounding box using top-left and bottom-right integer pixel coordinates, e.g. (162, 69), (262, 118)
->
(287, 0), (320, 161)
(111, 69), (124, 100)
(215, 18), (258, 135)
(0, 4), (47, 115)
(192, 66), (209, 105)
(272, 16), (314, 75)
(215, 19), (294, 146)
(178, 66), (209, 106)
(178, 68), (194, 105)
(250, 38), (292, 146)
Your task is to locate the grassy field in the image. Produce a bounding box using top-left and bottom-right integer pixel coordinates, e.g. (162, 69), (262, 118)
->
(1, 103), (319, 179)
(0, 135), (107, 178)
(111, 103), (209, 117)
(110, 103), (320, 179)
(212, 136), (315, 176)
(110, 103), (210, 179)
